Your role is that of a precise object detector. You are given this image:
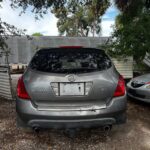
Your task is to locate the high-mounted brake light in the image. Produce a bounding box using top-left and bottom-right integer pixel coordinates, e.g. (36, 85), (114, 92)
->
(59, 46), (83, 48)
(113, 75), (125, 97)
(17, 76), (30, 99)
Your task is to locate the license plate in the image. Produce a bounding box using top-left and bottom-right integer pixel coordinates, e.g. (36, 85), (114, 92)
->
(60, 83), (84, 96)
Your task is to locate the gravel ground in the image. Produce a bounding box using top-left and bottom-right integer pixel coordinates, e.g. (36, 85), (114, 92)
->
(0, 75), (149, 150)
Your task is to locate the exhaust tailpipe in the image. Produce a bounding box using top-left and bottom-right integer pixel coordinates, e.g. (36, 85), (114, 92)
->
(32, 126), (40, 133)
(103, 125), (112, 132)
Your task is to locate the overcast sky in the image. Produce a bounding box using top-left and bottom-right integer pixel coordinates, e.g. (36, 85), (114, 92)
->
(0, 0), (119, 37)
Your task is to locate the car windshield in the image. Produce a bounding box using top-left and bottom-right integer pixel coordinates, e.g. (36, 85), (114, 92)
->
(29, 48), (111, 73)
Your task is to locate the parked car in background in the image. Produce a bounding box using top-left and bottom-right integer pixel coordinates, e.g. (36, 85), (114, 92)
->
(16, 47), (127, 131)
(127, 74), (150, 103)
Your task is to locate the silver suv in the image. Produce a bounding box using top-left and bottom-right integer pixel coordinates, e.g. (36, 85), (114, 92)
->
(16, 47), (126, 130)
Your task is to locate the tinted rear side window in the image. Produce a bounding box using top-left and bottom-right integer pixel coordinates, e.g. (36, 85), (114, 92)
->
(29, 48), (111, 73)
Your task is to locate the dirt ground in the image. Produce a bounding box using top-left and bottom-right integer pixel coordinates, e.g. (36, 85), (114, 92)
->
(0, 75), (149, 150)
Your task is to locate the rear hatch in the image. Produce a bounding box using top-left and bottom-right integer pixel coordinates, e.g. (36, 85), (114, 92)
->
(24, 47), (118, 109)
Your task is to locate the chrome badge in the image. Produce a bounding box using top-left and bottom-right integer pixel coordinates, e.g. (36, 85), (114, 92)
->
(68, 74), (76, 82)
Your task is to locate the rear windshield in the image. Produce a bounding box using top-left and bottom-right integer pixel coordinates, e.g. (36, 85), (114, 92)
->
(29, 48), (111, 73)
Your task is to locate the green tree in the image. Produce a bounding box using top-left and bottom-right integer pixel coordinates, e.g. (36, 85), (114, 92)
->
(32, 32), (43, 36)
(106, 0), (150, 62)
(52, 0), (110, 37)
(0, 0), (65, 50)
(0, 0), (111, 50)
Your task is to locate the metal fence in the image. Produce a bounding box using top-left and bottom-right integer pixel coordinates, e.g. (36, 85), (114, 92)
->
(0, 36), (133, 79)
(0, 65), (13, 100)
(0, 36), (109, 64)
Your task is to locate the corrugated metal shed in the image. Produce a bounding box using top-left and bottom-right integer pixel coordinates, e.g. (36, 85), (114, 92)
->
(0, 65), (13, 100)
(143, 53), (150, 67)
(112, 57), (133, 78)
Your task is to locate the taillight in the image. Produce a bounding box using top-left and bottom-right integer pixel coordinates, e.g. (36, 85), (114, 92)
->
(113, 75), (125, 97)
(17, 76), (30, 99)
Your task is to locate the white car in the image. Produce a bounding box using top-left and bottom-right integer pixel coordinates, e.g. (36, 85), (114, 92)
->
(127, 74), (150, 103)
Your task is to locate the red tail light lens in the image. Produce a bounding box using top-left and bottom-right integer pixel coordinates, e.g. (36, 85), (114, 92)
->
(17, 76), (30, 99)
(113, 75), (125, 97)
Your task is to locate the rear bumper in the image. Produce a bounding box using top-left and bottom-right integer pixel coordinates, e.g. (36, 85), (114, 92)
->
(28, 118), (116, 129)
(16, 96), (127, 129)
